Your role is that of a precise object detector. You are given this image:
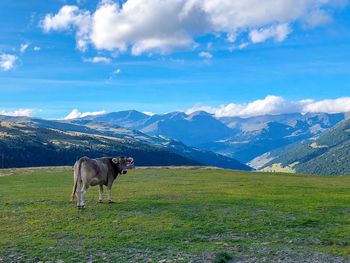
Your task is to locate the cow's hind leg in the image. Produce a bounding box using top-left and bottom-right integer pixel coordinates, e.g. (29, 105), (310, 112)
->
(80, 184), (88, 209)
(98, 185), (104, 203)
(76, 190), (81, 208)
(75, 178), (82, 208)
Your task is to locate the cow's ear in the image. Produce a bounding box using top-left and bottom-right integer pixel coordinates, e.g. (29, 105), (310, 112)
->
(112, 158), (119, 164)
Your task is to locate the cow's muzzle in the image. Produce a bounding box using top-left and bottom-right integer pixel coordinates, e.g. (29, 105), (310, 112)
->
(122, 169), (128, 174)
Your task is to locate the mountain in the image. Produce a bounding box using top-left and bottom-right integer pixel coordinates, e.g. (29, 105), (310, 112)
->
(218, 112), (345, 131)
(69, 118), (251, 170)
(202, 113), (346, 163)
(84, 111), (235, 146)
(84, 110), (347, 164)
(200, 121), (305, 162)
(252, 117), (350, 175)
(141, 111), (235, 146)
(82, 110), (150, 130)
(0, 120), (198, 168)
(0, 116), (251, 170)
(153, 136), (251, 170)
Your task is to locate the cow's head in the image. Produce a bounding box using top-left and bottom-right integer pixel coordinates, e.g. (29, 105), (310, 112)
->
(112, 156), (135, 174)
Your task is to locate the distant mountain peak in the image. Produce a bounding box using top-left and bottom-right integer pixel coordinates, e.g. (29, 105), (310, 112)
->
(187, 111), (213, 120)
(163, 111), (187, 120)
(105, 110), (148, 119)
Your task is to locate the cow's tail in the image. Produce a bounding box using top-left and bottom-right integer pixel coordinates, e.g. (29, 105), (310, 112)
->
(71, 159), (83, 201)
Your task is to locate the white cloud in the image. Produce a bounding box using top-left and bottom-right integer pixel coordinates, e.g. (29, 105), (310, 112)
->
(229, 42), (249, 52)
(0, 109), (34, 117)
(20, 43), (30, 53)
(83, 56), (111, 63)
(186, 96), (350, 117)
(64, 109), (107, 120)
(227, 32), (237, 43)
(238, 43), (249, 49)
(249, 24), (292, 43)
(199, 51), (213, 59)
(114, 68), (121, 75)
(33, 46), (41, 51)
(41, 5), (91, 51)
(303, 97), (350, 113)
(40, 0), (346, 55)
(42, 6), (82, 31)
(0, 54), (17, 71)
(303, 9), (333, 28)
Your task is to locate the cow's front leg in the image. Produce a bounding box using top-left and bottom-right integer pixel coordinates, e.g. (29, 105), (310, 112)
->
(98, 185), (104, 203)
(108, 185), (114, 203)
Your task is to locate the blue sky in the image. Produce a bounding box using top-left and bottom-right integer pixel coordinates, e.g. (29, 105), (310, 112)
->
(0, 0), (350, 119)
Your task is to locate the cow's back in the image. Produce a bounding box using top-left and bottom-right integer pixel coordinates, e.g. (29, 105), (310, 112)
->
(77, 157), (109, 186)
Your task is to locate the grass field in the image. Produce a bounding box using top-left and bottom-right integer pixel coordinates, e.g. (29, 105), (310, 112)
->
(1, 167), (350, 262)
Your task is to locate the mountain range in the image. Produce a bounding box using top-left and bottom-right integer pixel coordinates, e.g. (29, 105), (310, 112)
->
(1, 109), (349, 175)
(82, 110), (348, 162)
(0, 115), (250, 170)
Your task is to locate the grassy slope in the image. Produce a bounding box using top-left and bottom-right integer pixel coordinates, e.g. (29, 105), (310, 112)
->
(1, 168), (350, 262)
(261, 118), (350, 175)
(0, 122), (199, 168)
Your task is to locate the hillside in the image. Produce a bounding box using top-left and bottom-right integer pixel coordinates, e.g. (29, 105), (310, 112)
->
(255, 117), (350, 175)
(1, 167), (350, 262)
(0, 116), (251, 170)
(0, 121), (199, 168)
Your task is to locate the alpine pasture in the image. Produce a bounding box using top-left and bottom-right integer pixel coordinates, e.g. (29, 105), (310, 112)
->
(1, 167), (350, 262)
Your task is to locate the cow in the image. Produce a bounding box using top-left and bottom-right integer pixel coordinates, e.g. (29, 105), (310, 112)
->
(71, 156), (134, 208)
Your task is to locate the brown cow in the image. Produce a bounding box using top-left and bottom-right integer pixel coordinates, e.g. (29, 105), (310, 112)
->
(71, 156), (134, 208)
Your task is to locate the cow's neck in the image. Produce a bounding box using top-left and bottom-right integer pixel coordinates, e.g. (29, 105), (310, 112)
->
(110, 158), (121, 179)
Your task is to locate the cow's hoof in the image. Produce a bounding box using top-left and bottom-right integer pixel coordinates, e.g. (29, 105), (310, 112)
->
(98, 200), (103, 204)
(81, 205), (86, 209)
(108, 200), (115, 204)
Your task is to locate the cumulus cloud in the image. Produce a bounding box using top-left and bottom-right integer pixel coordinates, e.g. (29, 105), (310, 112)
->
(33, 46), (41, 51)
(64, 109), (107, 120)
(303, 97), (350, 113)
(0, 54), (17, 71)
(186, 96), (350, 117)
(20, 43), (30, 53)
(199, 51), (213, 59)
(83, 56), (111, 63)
(40, 0), (346, 55)
(41, 5), (91, 50)
(0, 109), (34, 117)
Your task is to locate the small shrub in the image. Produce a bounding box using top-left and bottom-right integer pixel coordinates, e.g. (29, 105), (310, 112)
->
(213, 252), (233, 263)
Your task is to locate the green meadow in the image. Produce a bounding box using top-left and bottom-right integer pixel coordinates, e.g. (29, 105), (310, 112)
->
(1, 167), (350, 262)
